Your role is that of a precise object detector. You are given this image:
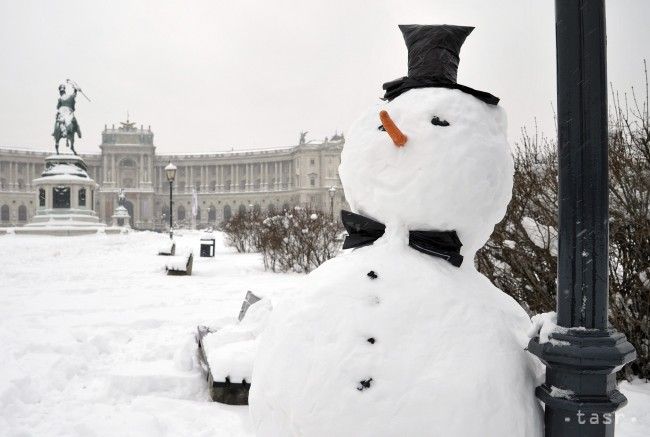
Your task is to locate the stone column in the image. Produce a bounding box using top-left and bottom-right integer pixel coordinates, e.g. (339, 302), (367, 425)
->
(111, 155), (116, 183)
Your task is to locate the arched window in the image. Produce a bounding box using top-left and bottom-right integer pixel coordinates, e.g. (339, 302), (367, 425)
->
(178, 205), (186, 221)
(223, 204), (232, 221)
(161, 204), (169, 219)
(268, 203), (276, 215)
(208, 205), (217, 222)
(39, 188), (46, 207)
(18, 205), (27, 222)
(78, 188), (86, 207)
(282, 202), (290, 211)
(1, 205), (9, 222)
(196, 206), (201, 220)
(238, 204), (247, 216)
(253, 204), (261, 214)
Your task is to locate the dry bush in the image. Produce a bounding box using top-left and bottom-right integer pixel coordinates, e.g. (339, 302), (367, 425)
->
(223, 206), (343, 273)
(477, 67), (650, 379)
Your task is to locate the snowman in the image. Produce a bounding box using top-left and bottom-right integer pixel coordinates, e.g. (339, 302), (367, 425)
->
(249, 25), (543, 437)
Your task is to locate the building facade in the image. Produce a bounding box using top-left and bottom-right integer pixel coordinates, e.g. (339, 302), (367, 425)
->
(0, 120), (347, 229)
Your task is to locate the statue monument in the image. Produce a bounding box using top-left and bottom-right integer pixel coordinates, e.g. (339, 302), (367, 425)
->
(15, 80), (113, 235)
(52, 80), (88, 155)
(110, 189), (131, 230)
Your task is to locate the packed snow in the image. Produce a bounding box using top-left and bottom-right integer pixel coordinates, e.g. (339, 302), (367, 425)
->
(0, 231), (647, 436)
(202, 299), (273, 383)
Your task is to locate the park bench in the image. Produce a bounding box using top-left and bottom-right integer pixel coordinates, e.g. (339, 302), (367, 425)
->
(196, 291), (263, 404)
(165, 251), (193, 276)
(157, 240), (176, 256)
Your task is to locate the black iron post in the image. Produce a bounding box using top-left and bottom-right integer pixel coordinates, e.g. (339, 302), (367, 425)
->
(527, 1), (636, 436)
(169, 180), (173, 239)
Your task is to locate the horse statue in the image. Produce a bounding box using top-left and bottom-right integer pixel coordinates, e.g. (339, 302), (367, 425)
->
(53, 81), (85, 155)
(53, 111), (79, 155)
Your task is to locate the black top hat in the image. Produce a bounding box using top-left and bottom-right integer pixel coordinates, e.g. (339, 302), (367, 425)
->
(383, 24), (499, 105)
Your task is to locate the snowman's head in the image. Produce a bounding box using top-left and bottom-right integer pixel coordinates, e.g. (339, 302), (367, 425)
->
(339, 87), (513, 257)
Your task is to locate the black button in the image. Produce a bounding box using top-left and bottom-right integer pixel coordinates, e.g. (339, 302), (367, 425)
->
(367, 271), (378, 279)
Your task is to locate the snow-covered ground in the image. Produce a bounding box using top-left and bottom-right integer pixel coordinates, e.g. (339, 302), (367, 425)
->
(0, 230), (647, 436)
(0, 231), (303, 437)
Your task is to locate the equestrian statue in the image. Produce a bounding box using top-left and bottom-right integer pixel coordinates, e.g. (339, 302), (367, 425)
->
(52, 79), (90, 155)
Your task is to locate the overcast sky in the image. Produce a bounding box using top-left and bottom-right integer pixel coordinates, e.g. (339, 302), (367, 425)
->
(0, 0), (648, 154)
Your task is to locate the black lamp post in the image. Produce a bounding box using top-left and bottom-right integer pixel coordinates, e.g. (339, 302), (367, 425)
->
(527, 1), (636, 435)
(165, 162), (177, 239)
(328, 186), (337, 220)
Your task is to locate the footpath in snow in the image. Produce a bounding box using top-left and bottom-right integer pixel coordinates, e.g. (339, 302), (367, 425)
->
(0, 230), (647, 436)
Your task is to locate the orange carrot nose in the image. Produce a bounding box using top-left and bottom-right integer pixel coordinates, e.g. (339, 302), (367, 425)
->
(379, 110), (407, 147)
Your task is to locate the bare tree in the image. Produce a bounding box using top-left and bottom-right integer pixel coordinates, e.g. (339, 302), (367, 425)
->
(476, 65), (650, 379)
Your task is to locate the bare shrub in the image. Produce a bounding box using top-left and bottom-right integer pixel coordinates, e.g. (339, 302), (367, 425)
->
(223, 206), (343, 273)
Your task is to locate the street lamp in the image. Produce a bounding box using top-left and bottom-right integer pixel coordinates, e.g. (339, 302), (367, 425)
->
(165, 162), (177, 239)
(328, 186), (337, 220)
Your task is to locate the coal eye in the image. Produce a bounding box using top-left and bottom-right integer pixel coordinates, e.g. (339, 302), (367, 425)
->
(431, 116), (450, 127)
(377, 125), (386, 131)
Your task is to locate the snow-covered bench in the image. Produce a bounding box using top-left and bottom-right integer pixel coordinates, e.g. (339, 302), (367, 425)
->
(196, 291), (267, 404)
(157, 240), (176, 256)
(165, 252), (193, 276)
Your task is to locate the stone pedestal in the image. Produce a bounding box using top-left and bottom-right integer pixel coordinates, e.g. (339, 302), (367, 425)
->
(15, 153), (107, 236)
(111, 205), (131, 228)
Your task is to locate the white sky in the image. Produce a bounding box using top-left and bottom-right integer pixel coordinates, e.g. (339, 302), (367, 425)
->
(0, 0), (648, 154)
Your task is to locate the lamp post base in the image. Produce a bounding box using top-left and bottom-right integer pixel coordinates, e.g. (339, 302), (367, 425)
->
(528, 329), (636, 436)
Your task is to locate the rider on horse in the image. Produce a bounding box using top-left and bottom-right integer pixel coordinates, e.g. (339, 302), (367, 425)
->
(52, 83), (82, 154)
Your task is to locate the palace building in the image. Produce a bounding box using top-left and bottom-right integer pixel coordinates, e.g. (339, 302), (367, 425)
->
(0, 119), (347, 229)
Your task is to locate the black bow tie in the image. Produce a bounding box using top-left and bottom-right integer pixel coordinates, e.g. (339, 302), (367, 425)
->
(341, 210), (464, 267)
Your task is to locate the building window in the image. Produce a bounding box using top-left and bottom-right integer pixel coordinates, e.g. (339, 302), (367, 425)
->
(208, 206), (216, 222)
(310, 158), (315, 166)
(1, 205), (9, 222)
(225, 180), (231, 191)
(78, 188), (86, 207)
(0, 178), (6, 190)
(18, 205), (27, 222)
(238, 204), (247, 215)
(239, 180), (246, 191)
(310, 177), (316, 187)
(17, 179), (25, 191)
(210, 181), (216, 192)
(53, 186), (70, 208)
(177, 205), (186, 221)
(223, 205), (232, 221)
(39, 188), (46, 207)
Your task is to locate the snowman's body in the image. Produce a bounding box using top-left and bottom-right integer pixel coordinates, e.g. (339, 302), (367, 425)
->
(250, 87), (544, 436)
